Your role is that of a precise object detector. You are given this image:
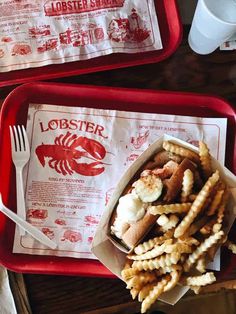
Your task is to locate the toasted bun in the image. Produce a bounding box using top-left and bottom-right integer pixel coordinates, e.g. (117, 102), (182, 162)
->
(121, 211), (157, 249)
(164, 158), (196, 202)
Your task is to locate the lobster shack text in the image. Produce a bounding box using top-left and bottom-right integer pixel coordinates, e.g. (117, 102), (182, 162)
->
(44, 0), (125, 16)
(39, 119), (108, 139)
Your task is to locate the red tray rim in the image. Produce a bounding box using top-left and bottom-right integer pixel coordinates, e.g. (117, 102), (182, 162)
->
(0, 0), (183, 88)
(0, 82), (235, 278)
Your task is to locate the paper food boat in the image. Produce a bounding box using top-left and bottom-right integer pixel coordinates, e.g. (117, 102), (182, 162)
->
(92, 134), (236, 305)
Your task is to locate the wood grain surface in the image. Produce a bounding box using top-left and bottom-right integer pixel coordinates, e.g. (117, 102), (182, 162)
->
(8, 271), (32, 314)
(51, 26), (236, 106)
(4, 25), (236, 314)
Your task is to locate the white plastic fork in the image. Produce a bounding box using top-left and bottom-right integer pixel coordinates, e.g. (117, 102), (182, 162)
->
(0, 194), (57, 249)
(9, 125), (30, 236)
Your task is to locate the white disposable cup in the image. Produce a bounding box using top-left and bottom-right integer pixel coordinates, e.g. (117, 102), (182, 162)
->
(188, 0), (236, 54)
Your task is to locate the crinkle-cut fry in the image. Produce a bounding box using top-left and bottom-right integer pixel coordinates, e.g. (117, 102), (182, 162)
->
(207, 189), (224, 216)
(138, 283), (156, 302)
(134, 229), (174, 255)
(225, 240), (236, 254)
(155, 264), (182, 277)
(212, 190), (229, 233)
(131, 240), (191, 261)
(200, 216), (217, 235)
(184, 230), (224, 272)
(199, 141), (212, 179)
(178, 236), (200, 246)
(163, 141), (200, 164)
(156, 214), (169, 226)
(121, 267), (140, 281)
(130, 287), (139, 300)
(190, 285), (202, 294)
(207, 233), (227, 262)
(186, 216), (209, 236)
(126, 276), (137, 289)
(141, 275), (171, 313)
(181, 169), (194, 203)
(164, 242), (192, 255)
(132, 252), (181, 272)
(186, 272), (216, 286)
(174, 170), (220, 238)
(128, 239), (173, 261)
(149, 203), (191, 215)
(126, 272), (157, 289)
(196, 256), (207, 273)
(160, 215), (179, 233)
(163, 266), (182, 292)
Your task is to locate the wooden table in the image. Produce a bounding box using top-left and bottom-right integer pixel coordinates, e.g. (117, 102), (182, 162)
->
(3, 26), (236, 314)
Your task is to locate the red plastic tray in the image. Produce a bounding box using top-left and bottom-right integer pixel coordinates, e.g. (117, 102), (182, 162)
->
(0, 82), (235, 277)
(0, 0), (182, 88)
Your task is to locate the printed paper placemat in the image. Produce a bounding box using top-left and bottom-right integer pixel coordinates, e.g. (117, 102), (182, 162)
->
(13, 104), (227, 259)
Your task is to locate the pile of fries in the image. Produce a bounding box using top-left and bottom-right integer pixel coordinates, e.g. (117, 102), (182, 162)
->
(121, 140), (235, 313)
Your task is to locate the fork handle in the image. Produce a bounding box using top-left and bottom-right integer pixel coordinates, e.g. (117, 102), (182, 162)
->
(16, 168), (26, 236)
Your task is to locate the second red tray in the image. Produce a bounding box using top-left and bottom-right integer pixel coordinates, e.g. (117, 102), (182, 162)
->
(0, 0), (182, 88)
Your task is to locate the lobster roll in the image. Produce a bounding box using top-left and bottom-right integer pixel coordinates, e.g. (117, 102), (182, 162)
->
(109, 149), (197, 251)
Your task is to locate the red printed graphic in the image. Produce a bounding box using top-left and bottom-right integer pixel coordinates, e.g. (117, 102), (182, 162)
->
(59, 26), (104, 47)
(105, 187), (115, 205)
(108, 8), (150, 43)
(0, 49), (4, 58)
(35, 132), (107, 176)
(27, 209), (48, 220)
(55, 218), (67, 225)
(1, 36), (12, 43)
(94, 27), (104, 40)
(0, 3), (40, 17)
(42, 227), (55, 240)
(129, 8), (150, 42)
(131, 130), (149, 149)
(11, 43), (32, 56)
(108, 18), (130, 42)
(126, 153), (139, 163)
(87, 236), (93, 244)
(37, 38), (58, 53)
(29, 25), (51, 38)
(61, 230), (82, 243)
(60, 28), (89, 46)
(44, 0), (125, 16)
(84, 215), (99, 225)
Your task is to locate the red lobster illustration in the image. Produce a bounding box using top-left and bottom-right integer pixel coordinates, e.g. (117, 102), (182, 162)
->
(130, 130), (150, 149)
(35, 132), (107, 176)
(61, 230), (82, 243)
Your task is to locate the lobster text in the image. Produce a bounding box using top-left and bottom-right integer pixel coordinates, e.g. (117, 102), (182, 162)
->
(44, 0), (125, 16)
(39, 119), (108, 139)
